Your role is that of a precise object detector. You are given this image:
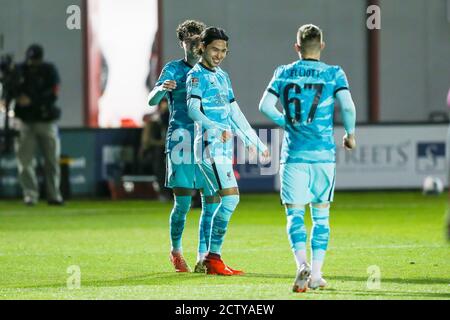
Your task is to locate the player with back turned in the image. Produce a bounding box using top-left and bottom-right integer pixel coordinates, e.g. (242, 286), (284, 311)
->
(259, 24), (357, 292)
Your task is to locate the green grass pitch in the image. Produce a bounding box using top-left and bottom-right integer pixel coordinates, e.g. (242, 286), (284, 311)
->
(0, 192), (449, 300)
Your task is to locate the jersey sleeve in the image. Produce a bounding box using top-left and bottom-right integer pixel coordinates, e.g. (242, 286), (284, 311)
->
(266, 66), (283, 98)
(336, 90), (356, 135)
(155, 63), (176, 86)
(225, 73), (236, 103)
(187, 70), (226, 131)
(229, 101), (267, 153)
(186, 71), (204, 100)
(334, 66), (349, 96)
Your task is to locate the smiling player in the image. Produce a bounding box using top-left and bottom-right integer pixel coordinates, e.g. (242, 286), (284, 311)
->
(147, 20), (221, 274)
(186, 27), (269, 275)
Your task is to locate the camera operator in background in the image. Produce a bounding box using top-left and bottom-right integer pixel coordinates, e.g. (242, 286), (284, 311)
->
(0, 54), (20, 154)
(139, 98), (171, 202)
(0, 55), (19, 101)
(14, 44), (63, 206)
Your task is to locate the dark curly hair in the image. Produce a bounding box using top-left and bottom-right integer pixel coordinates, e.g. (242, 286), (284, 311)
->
(176, 20), (206, 41)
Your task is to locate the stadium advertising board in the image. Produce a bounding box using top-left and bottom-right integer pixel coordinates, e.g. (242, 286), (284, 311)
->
(333, 124), (448, 189)
(0, 125), (448, 197)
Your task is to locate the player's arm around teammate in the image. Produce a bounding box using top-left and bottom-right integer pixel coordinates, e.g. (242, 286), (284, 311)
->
(147, 20), (223, 274)
(148, 65), (177, 108)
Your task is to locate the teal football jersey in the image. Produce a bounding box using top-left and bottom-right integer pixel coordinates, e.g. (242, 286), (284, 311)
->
(156, 59), (195, 153)
(267, 59), (349, 163)
(186, 63), (236, 159)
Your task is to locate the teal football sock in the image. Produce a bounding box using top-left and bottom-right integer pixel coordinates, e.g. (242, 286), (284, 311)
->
(311, 206), (330, 277)
(198, 196), (220, 255)
(209, 195), (239, 255)
(169, 196), (192, 252)
(286, 207), (307, 252)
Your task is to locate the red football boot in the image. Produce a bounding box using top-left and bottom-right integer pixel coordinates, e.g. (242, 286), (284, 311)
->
(225, 264), (245, 275)
(204, 254), (233, 276)
(204, 254), (244, 276)
(169, 251), (191, 273)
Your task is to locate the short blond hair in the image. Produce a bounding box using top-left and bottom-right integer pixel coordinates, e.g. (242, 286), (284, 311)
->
(297, 24), (323, 55)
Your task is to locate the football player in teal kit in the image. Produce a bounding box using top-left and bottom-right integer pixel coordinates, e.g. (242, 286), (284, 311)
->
(259, 24), (356, 291)
(186, 27), (269, 275)
(148, 20), (220, 274)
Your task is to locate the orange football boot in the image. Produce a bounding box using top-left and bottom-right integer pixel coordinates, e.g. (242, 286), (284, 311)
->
(169, 251), (191, 272)
(204, 254), (244, 276)
(225, 264), (245, 275)
(204, 255), (233, 276)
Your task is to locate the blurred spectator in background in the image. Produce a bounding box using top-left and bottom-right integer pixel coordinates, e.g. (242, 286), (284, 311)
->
(139, 98), (171, 201)
(14, 44), (63, 206)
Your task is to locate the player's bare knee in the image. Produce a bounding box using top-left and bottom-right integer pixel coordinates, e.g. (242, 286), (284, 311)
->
(285, 204), (306, 210)
(311, 202), (330, 209)
(173, 188), (194, 197)
(219, 187), (239, 197)
(205, 195), (221, 204)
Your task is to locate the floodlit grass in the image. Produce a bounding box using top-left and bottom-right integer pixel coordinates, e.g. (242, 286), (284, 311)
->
(0, 192), (449, 300)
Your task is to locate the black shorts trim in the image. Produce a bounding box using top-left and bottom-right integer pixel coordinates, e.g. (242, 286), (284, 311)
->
(211, 162), (223, 190)
(327, 170), (336, 201)
(202, 139), (222, 191)
(164, 154), (169, 188)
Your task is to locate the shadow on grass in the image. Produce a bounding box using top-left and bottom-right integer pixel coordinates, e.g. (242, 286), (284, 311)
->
(5, 272), (211, 290)
(244, 273), (450, 286)
(307, 288), (450, 299)
(328, 275), (450, 285)
(6, 273), (450, 300)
